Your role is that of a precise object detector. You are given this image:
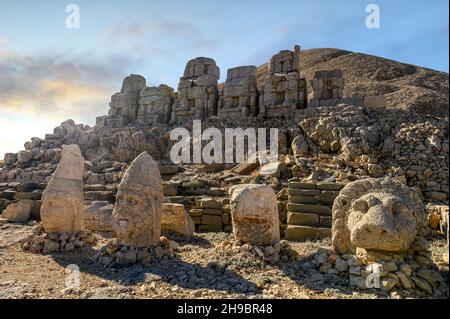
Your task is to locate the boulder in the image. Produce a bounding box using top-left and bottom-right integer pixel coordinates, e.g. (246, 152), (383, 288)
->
(292, 135), (309, 156)
(17, 150), (32, 164)
(4, 153), (17, 165)
(229, 184), (279, 245)
(1, 199), (33, 222)
(161, 203), (195, 238)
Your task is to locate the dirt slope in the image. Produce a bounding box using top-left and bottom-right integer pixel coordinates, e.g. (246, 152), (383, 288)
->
(257, 48), (449, 117)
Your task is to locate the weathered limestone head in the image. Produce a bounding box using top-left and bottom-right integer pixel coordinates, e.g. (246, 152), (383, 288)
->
(182, 57), (220, 80)
(41, 144), (84, 234)
(268, 45), (301, 75)
(332, 178), (428, 255)
(229, 184), (280, 246)
(226, 66), (257, 82)
(112, 151), (163, 247)
(137, 84), (174, 124)
(120, 74), (146, 94)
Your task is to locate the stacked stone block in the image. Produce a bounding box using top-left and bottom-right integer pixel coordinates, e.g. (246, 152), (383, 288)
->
(218, 66), (259, 120)
(188, 197), (232, 232)
(136, 85), (174, 125)
(0, 182), (43, 223)
(284, 178), (343, 240)
(259, 45), (307, 118)
(172, 57), (220, 123)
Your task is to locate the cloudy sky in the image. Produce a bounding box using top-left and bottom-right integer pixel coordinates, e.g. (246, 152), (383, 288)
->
(0, 0), (448, 157)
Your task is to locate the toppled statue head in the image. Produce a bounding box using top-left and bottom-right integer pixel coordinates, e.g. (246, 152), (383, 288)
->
(112, 152), (163, 247)
(332, 178), (428, 255)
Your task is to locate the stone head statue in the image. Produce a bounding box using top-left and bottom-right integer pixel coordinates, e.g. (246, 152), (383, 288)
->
(112, 152), (163, 247)
(332, 178), (428, 255)
(41, 144), (84, 235)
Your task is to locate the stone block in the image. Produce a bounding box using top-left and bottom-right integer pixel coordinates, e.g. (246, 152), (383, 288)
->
(287, 203), (332, 215)
(202, 214), (223, 226)
(287, 212), (319, 226)
(284, 225), (331, 240)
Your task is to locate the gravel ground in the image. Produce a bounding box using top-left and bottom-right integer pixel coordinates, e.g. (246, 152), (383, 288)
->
(0, 223), (448, 299)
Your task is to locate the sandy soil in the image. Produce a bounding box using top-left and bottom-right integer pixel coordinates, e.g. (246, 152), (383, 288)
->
(0, 223), (448, 299)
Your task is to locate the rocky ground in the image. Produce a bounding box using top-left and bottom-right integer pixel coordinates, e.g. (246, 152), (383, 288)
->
(0, 223), (447, 299)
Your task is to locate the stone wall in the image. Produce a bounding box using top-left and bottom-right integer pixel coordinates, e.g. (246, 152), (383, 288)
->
(284, 179), (343, 241)
(0, 182), (42, 223)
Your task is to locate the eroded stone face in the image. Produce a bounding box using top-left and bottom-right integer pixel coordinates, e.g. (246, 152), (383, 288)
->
(229, 184), (280, 246)
(41, 144), (84, 235)
(112, 152), (163, 247)
(332, 178), (428, 255)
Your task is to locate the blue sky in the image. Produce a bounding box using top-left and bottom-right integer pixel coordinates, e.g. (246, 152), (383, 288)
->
(0, 0), (448, 157)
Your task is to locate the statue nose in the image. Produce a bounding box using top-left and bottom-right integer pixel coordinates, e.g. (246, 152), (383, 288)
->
(362, 205), (395, 235)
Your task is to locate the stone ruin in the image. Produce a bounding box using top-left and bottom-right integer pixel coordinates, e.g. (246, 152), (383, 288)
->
(218, 66), (259, 119)
(97, 74), (146, 127)
(0, 43), (446, 298)
(314, 177), (445, 296)
(97, 75), (177, 128)
(137, 85), (175, 125)
(94, 151), (179, 267)
(229, 184), (280, 246)
(40, 144), (85, 235)
(171, 57), (220, 124)
(309, 69), (344, 106)
(21, 144), (95, 254)
(260, 45), (307, 118)
(112, 151), (163, 247)
(332, 178), (428, 255)
(214, 183), (299, 264)
(93, 44), (392, 128)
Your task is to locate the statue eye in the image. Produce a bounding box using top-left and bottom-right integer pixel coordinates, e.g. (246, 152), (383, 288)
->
(339, 198), (348, 206)
(352, 199), (368, 213)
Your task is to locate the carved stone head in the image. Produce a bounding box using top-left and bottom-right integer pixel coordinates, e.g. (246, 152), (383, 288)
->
(332, 178), (428, 255)
(112, 152), (163, 247)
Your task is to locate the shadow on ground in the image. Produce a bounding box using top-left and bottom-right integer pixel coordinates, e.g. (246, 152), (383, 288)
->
(50, 238), (260, 296)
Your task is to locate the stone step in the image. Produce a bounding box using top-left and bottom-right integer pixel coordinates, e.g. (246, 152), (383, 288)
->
(288, 195), (320, 205)
(84, 191), (115, 202)
(284, 225), (331, 241)
(287, 203), (332, 216)
(288, 182), (316, 190)
(316, 182), (344, 191)
(197, 225), (223, 232)
(287, 212), (319, 226)
(288, 189), (321, 196)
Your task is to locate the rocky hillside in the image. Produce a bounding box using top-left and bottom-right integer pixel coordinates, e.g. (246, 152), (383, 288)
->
(258, 48), (449, 117)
